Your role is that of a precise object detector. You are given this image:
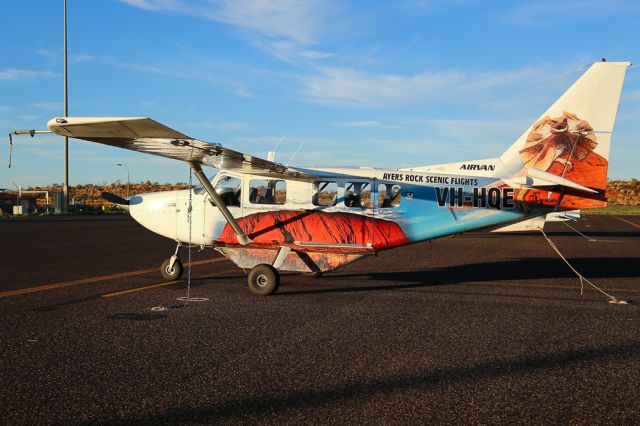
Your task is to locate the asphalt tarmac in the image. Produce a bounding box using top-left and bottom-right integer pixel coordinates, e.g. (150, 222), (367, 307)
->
(1, 214), (640, 424)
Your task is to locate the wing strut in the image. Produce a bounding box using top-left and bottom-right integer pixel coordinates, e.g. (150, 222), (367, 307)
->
(189, 162), (252, 245)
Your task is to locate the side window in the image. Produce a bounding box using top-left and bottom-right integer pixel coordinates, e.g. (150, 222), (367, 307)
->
(378, 183), (401, 208)
(214, 175), (241, 206)
(249, 179), (286, 205)
(344, 182), (371, 208)
(312, 181), (338, 206)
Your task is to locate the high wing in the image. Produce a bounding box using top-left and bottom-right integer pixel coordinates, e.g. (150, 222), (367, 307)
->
(46, 116), (313, 179)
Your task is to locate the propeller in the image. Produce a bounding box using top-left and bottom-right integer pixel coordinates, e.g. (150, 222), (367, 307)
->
(101, 191), (130, 209)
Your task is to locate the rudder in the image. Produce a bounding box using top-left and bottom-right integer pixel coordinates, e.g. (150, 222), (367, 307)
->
(500, 61), (631, 208)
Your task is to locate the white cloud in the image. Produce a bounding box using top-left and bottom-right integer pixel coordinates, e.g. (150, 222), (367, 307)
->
(109, 57), (261, 98)
(0, 69), (57, 80)
(118, 0), (338, 62)
(33, 49), (94, 62)
(336, 120), (385, 128)
(235, 87), (253, 98)
(412, 118), (528, 151)
(118, 0), (182, 11)
(298, 50), (334, 60)
(71, 54), (95, 62)
(0, 106), (11, 112)
(209, 0), (329, 45)
(301, 63), (575, 109)
(34, 49), (57, 58)
(301, 67), (462, 107)
(119, 0), (332, 44)
(250, 39), (335, 63)
(111, 60), (184, 78)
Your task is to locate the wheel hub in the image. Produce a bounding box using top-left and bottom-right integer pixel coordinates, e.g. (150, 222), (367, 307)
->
(256, 274), (269, 287)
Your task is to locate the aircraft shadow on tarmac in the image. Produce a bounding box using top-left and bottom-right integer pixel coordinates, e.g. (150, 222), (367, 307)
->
(31, 257), (638, 313)
(279, 257), (640, 296)
(118, 339), (640, 423)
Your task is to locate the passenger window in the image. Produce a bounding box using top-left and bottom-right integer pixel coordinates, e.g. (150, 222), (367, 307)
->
(214, 175), (241, 206)
(378, 183), (401, 208)
(344, 182), (371, 208)
(249, 179), (286, 205)
(312, 181), (338, 206)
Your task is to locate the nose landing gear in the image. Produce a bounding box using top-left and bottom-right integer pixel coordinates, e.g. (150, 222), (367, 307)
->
(160, 244), (184, 281)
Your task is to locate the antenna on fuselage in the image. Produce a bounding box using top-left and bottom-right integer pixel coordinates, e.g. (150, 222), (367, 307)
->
(286, 140), (305, 167)
(268, 136), (286, 162)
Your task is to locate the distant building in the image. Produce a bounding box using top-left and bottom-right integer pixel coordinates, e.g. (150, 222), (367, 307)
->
(0, 191), (38, 214)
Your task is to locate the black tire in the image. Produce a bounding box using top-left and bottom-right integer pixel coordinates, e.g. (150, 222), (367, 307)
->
(161, 258), (183, 281)
(248, 264), (280, 296)
(304, 271), (323, 278)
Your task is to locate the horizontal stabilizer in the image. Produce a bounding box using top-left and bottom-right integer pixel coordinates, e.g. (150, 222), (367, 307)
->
(491, 216), (546, 232)
(546, 210), (580, 222)
(505, 168), (598, 194)
(492, 209), (581, 232)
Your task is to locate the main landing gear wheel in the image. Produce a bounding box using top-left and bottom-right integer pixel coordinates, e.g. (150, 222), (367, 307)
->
(247, 264), (280, 296)
(304, 271), (323, 278)
(161, 258), (184, 281)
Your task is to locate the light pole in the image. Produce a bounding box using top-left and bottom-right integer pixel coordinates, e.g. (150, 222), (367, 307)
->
(117, 163), (130, 198)
(63, 0), (69, 212)
(12, 182), (20, 206)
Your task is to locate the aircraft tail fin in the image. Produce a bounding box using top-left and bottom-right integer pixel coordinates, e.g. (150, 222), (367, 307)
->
(499, 60), (631, 209)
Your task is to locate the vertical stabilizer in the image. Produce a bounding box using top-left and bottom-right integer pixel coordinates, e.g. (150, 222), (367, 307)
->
(500, 61), (630, 176)
(499, 61), (630, 209)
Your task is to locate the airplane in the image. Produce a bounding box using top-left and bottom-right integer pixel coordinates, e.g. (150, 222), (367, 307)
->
(16, 60), (632, 295)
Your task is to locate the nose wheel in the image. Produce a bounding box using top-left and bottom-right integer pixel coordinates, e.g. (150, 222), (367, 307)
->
(247, 264), (280, 296)
(161, 256), (184, 281)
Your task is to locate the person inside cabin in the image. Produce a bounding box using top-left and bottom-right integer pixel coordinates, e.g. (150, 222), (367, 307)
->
(254, 185), (266, 204)
(253, 185), (274, 204)
(344, 190), (361, 207)
(381, 186), (400, 208)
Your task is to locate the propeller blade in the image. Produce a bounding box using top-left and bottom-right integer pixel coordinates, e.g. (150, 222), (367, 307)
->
(101, 191), (130, 206)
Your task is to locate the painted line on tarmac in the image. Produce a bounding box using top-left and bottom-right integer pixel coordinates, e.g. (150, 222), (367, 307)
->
(614, 215), (640, 231)
(0, 258), (227, 299)
(101, 280), (181, 298)
(101, 269), (234, 298)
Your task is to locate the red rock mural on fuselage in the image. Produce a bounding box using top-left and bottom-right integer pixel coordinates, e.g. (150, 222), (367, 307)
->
(218, 211), (409, 250)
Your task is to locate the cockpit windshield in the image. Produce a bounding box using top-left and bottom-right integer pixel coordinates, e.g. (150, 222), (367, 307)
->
(194, 173), (218, 195)
(195, 172), (242, 206)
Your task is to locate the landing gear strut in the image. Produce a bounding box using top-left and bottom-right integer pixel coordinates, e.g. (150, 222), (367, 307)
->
(247, 264), (280, 296)
(161, 244), (184, 281)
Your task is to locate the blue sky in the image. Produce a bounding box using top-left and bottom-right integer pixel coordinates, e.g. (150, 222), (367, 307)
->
(1, 0), (639, 187)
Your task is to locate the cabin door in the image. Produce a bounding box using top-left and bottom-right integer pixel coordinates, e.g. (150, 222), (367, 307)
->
(176, 190), (204, 244)
(343, 179), (375, 247)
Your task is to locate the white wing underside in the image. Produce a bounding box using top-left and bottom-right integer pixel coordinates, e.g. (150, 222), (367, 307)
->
(47, 117), (313, 179)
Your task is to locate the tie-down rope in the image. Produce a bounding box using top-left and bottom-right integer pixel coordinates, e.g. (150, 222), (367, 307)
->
(538, 227), (627, 305)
